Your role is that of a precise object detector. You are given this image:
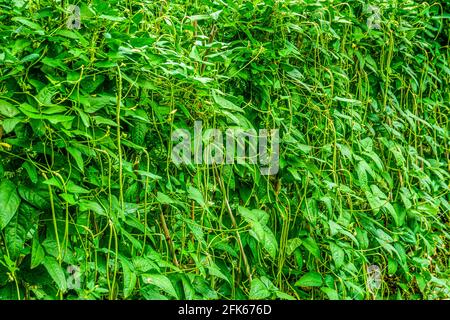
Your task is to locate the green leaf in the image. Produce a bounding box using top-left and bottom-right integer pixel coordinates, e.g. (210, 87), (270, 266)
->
(132, 256), (159, 273)
(320, 287), (339, 300)
(249, 278), (271, 299)
(43, 257), (67, 292)
(259, 226), (278, 259)
(388, 257), (398, 275)
(238, 206), (278, 258)
(333, 96), (362, 105)
(365, 190), (383, 213)
(21, 162), (38, 184)
(383, 202), (400, 227)
(99, 14), (126, 22)
(295, 272), (323, 287)
(18, 185), (48, 210)
(43, 177), (63, 190)
(41, 239), (60, 259)
(41, 57), (66, 70)
(20, 53), (40, 63)
(302, 237), (321, 259)
(212, 91), (243, 113)
(18, 105), (74, 123)
(60, 193), (77, 205)
(12, 17), (44, 32)
(79, 200), (106, 216)
(205, 259), (230, 284)
(4, 203), (37, 259)
(79, 95), (115, 113)
(238, 206), (269, 224)
(121, 257), (137, 298)
(66, 181), (90, 194)
(0, 180), (21, 230)
(31, 235), (45, 269)
(0, 100), (19, 118)
(66, 146), (84, 172)
(275, 291), (296, 300)
(131, 121), (148, 146)
(156, 192), (175, 205)
(330, 242), (345, 269)
(142, 274), (178, 299)
(356, 228), (369, 249)
(2, 118), (22, 133)
(187, 186), (205, 207)
(93, 116), (117, 127)
(356, 161), (369, 190)
(286, 238), (302, 255)
(415, 274), (427, 293)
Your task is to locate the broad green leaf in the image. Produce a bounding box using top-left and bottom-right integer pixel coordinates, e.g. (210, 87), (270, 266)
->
(21, 162), (38, 184)
(0, 100), (19, 118)
(415, 274), (427, 293)
(41, 57), (66, 70)
(295, 272), (323, 287)
(286, 238), (302, 255)
(330, 242), (345, 269)
(20, 53), (40, 63)
(2, 118), (22, 133)
(212, 91), (243, 113)
(321, 287), (339, 300)
(187, 186), (205, 207)
(132, 256), (159, 273)
(18, 105), (74, 123)
(79, 200), (106, 216)
(5, 203), (38, 259)
(93, 116), (117, 127)
(43, 257), (67, 292)
(18, 185), (47, 210)
(66, 181), (89, 194)
(365, 190), (383, 213)
(238, 206), (269, 224)
(12, 17), (43, 32)
(388, 257), (398, 275)
(43, 177), (63, 190)
(67, 146), (84, 172)
(156, 192), (175, 205)
(356, 161), (369, 190)
(142, 274), (178, 299)
(205, 259), (230, 284)
(249, 278), (271, 299)
(302, 237), (320, 259)
(180, 275), (195, 300)
(258, 226), (278, 259)
(356, 228), (369, 249)
(238, 206), (278, 258)
(383, 202), (400, 227)
(121, 257), (137, 298)
(0, 180), (21, 230)
(31, 235), (45, 269)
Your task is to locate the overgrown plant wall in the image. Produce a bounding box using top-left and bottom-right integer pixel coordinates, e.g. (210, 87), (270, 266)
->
(0, 0), (449, 300)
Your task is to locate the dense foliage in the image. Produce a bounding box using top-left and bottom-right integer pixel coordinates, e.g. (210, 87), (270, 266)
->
(0, 0), (449, 300)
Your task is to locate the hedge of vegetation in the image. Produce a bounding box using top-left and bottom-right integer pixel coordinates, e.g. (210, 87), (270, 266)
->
(0, 0), (449, 300)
